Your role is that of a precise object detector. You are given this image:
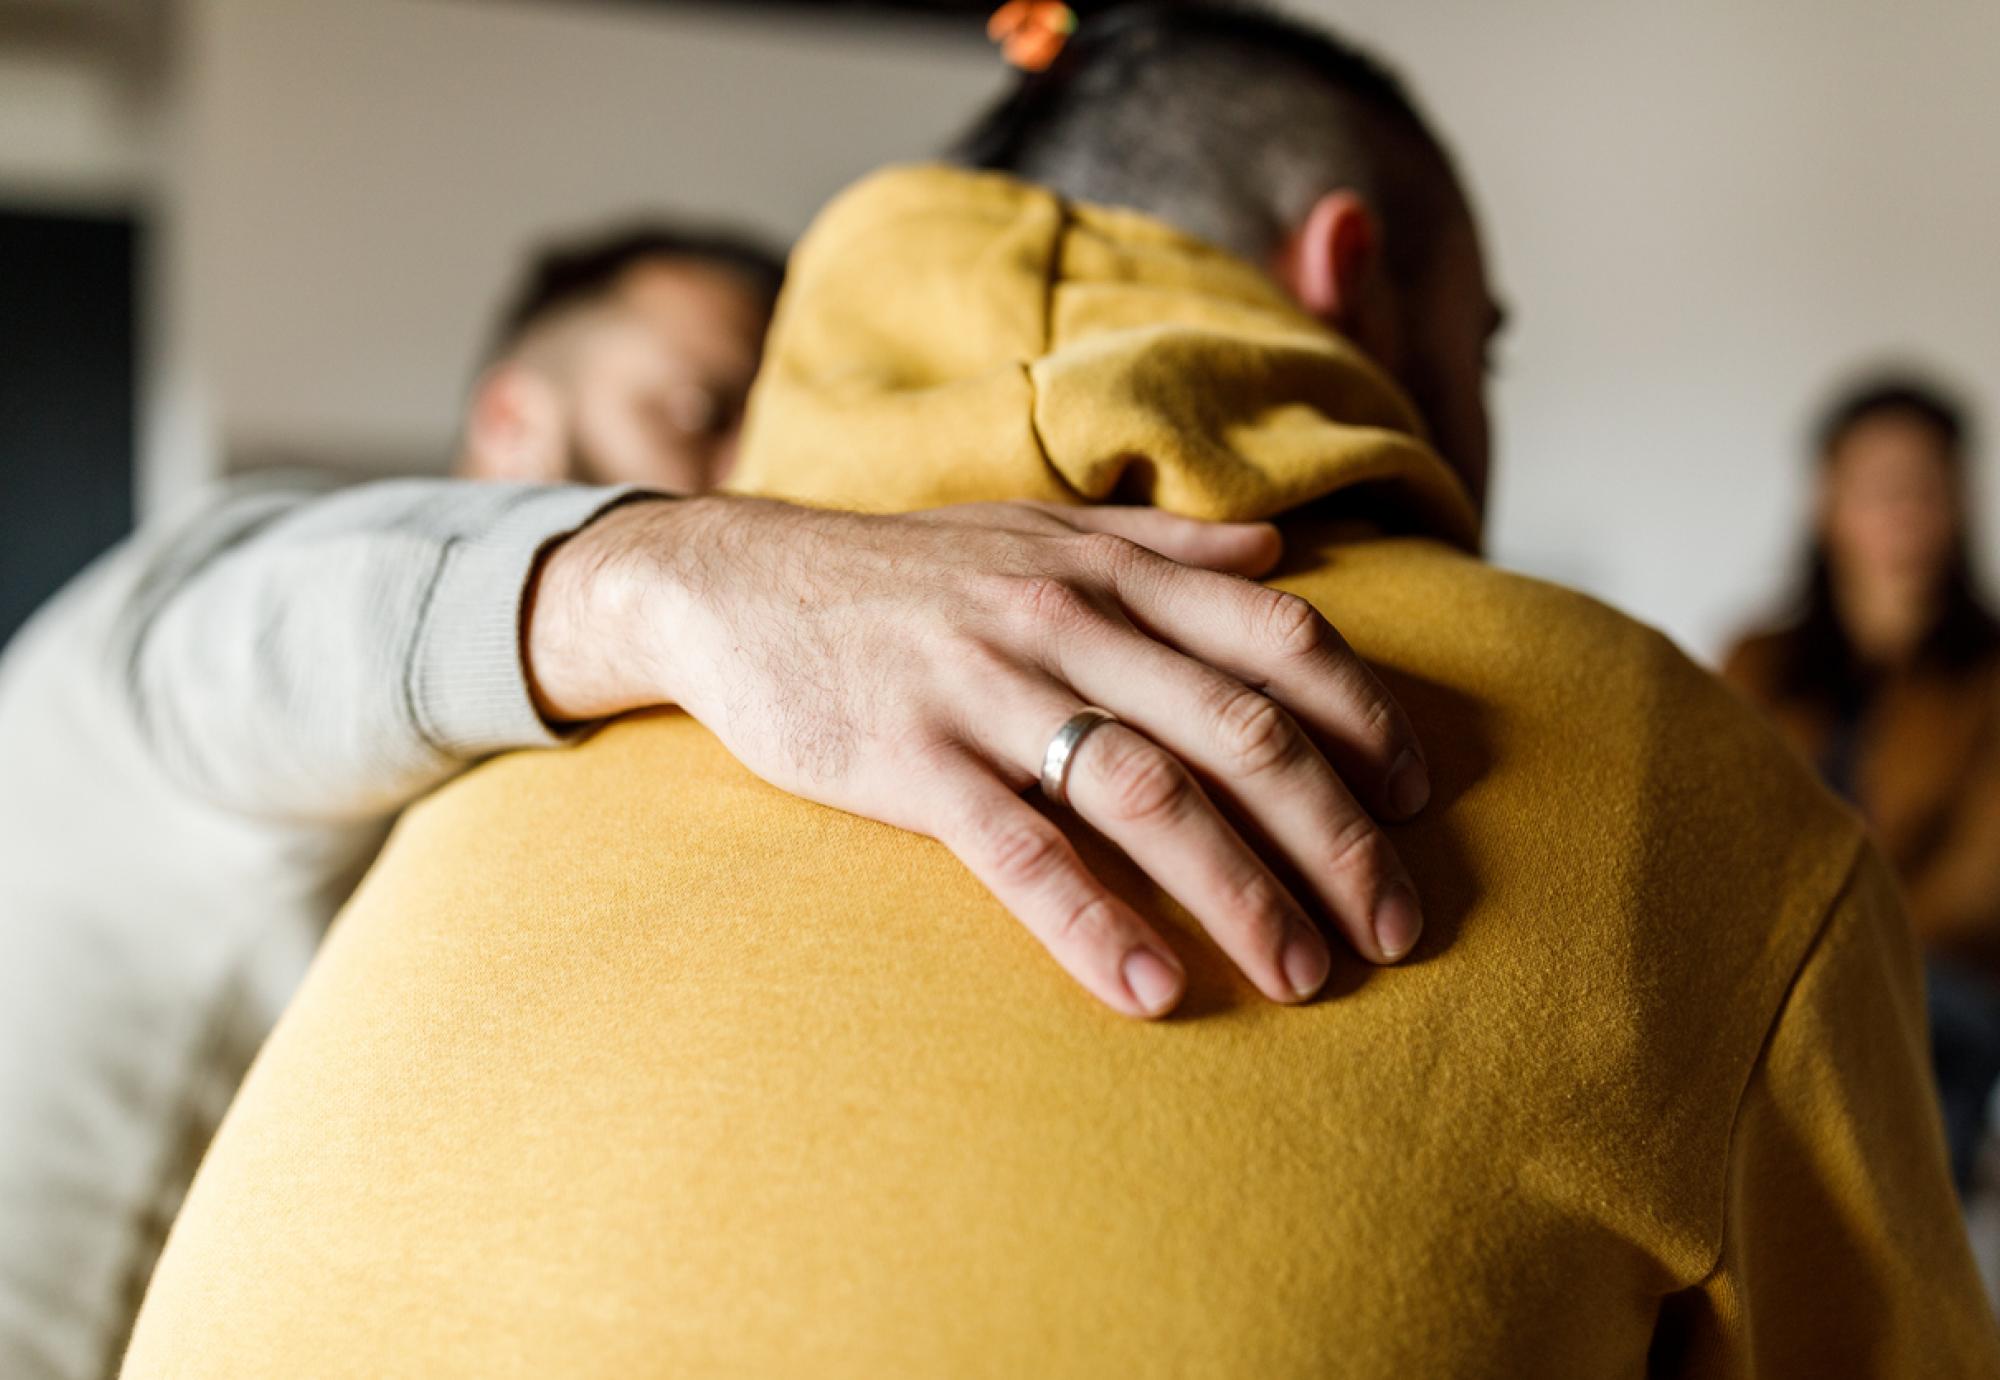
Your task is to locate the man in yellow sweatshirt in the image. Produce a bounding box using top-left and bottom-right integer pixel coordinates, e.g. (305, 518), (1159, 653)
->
(123, 5), (1999, 1376)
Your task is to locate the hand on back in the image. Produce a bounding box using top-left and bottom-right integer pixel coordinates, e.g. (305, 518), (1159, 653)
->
(529, 495), (1428, 1018)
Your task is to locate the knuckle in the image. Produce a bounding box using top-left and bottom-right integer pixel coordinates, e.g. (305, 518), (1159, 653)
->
(1052, 892), (1121, 947)
(1255, 589), (1329, 661)
(980, 816), (1069, 889)
(1007, 574), (1097, 635)
(1226, 869), (1297, 946)
(1098, 740), (1195, 824)
(903, 735), (973, 788)
(1324, 811), (1394, 886)
(965, 568), (1026, 611)
(1350, 687), (1404, 755)
(1212, 687), (1304, 777)
(1074, 530), (1146, 580)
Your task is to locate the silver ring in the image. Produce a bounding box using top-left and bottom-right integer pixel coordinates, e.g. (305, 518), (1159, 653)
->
(1039, 707), (1119, 807)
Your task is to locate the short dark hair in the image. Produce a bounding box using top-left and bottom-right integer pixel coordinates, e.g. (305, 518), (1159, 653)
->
(954, 2), (1461, 281)
(1815, 373), (1971, 464)
(488, 222), (785, 361)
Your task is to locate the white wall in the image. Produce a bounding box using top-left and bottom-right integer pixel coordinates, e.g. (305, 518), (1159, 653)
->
(164, 0), (2000, 660)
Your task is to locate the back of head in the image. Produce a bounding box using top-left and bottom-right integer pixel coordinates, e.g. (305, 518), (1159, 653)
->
(951, 2), (1495, 499)
(957, 2), (1462, 282)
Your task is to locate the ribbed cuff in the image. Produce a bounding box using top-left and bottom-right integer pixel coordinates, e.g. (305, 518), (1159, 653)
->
(407, 484), (654, 760)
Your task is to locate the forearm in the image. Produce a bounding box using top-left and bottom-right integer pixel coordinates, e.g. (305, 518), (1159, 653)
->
(117, 476), (643, 821)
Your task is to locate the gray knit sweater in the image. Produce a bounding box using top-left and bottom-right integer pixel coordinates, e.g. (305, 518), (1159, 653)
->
(0, 472), (635, 1380)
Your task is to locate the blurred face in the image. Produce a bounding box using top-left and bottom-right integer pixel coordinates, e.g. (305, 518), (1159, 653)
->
(463, 257), (770, 493)
(564, 261), (769, 491)
(1819, 412), (1961, 592)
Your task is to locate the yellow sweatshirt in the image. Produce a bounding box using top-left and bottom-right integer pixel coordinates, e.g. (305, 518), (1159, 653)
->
(125, 167), (1998, 1378)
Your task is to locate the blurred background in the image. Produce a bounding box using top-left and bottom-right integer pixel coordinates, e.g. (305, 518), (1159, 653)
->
(4, 0), (1998, 655)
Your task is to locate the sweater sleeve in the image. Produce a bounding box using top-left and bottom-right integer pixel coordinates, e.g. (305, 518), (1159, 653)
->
(109, 475), (645, 823)
(1657, 844), (2000, 1377)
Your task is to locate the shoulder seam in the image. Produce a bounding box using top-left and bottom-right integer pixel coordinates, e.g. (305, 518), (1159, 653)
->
(1687, 824), (1873, 1289)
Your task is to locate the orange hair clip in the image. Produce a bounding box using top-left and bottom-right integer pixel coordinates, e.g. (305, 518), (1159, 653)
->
(987, 1), (1078, 73)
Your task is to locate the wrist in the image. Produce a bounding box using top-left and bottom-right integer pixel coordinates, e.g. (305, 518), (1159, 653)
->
(524, 494), (695, 724)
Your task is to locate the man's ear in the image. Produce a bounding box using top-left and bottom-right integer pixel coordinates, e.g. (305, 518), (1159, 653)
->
(459, 364), (568, 482)
(1272, 190), (1399, 365)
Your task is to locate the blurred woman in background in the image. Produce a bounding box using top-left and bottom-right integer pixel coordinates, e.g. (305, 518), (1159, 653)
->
(1726, 376), (2000, 1192)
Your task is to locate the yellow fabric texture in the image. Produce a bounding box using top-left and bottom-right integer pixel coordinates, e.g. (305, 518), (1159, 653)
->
(125, 167), (1998, 1378)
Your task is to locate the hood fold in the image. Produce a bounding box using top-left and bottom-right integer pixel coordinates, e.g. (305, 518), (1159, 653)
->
(731, 164), (1480, 550)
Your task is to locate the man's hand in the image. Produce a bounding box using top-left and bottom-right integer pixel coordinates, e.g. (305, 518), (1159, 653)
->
(527, 495), (1428, 1019)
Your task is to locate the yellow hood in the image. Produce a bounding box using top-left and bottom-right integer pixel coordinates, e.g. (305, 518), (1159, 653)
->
(729, 164), (1481, 550)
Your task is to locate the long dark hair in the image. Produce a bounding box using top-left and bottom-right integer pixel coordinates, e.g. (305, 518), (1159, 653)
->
(1776, 375), (2000, 712)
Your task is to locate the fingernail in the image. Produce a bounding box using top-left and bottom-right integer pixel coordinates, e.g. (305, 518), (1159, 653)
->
(1373, 883), (1424, 961)
(1122, 949), (1184, 1017)
(1386, 749), (1430, 819)
(1281, 930), (1331, 1001)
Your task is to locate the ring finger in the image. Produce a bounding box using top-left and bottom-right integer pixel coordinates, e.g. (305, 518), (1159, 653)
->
(1001, 696), (1334, 1005)
(1051, 622), (1421, 967)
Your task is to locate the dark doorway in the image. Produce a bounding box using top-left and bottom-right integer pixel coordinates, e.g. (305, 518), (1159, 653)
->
(0, 208), (140, 651)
